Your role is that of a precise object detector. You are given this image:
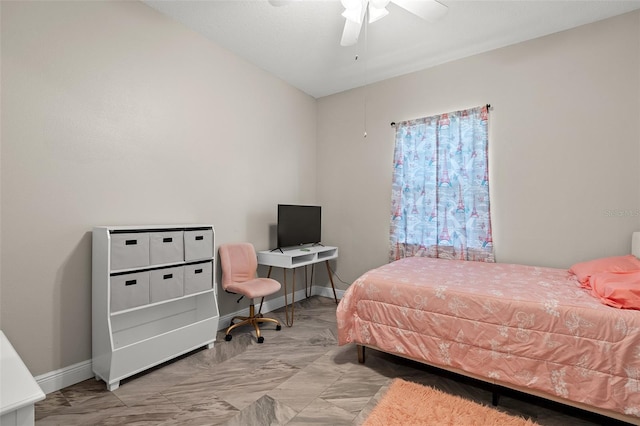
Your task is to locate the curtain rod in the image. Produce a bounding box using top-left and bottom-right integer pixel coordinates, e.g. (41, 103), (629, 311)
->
(390, 104), (491, 127)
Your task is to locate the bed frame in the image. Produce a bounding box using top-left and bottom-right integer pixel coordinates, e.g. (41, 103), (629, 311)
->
(349, 233), (640, 425)
(356, 343), (638, 424)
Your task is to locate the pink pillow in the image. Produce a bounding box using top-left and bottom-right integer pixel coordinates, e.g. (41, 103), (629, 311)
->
(590, 271), (640, 310)
(569, 255), (640, 289)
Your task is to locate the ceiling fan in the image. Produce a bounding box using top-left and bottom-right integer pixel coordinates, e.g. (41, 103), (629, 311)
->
(268, 0), (448, 47)
(339, 0), (448, 46)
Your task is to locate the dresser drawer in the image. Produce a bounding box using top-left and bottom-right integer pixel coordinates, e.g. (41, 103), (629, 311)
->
(150, 267), (184, 303)
(110, 233), (150, 270)
(184, 229), (213, 261)
(150, 231), (184, 265)
(184, 261), (213, 295)
(110, 271), (150, 312)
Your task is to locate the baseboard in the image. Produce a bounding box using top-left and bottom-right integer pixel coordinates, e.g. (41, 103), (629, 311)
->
(313, 284), (345, 301)
(35, 359), (94, 395)
(37, 286), (343, 394)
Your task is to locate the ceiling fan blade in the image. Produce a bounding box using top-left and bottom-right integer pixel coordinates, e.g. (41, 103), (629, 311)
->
(368, 4), (389, 23)
(391, 0), (448, 22)
(341, 18), (363, 46)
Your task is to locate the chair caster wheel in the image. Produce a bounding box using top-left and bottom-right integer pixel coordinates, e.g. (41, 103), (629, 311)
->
(257, 336), (264, 344)
(276, 325), (282, 331)
(225, 334), (232, 341)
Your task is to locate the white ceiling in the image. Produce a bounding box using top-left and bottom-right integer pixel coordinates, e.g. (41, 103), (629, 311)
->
(143, 0), (640, 98)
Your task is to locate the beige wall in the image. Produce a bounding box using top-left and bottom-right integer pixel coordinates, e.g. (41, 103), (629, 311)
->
(0, 1), (316, 375)
(318, 11), (640, 286)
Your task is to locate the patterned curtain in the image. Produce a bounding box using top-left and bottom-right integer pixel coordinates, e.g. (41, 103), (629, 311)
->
(389, 105), (494, 262)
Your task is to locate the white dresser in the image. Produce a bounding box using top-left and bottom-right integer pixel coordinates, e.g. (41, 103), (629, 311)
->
(92, 225), (219, 391)
(0, 331), (45, 426)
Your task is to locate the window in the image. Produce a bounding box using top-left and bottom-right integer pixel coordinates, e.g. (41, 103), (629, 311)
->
(389, 105), (494, 262)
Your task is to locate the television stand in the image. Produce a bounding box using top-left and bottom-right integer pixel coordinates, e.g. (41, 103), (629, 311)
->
(257, 245), (338, 326)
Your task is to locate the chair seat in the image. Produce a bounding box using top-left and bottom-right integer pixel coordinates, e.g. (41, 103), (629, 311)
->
(226, 277), (281, 299)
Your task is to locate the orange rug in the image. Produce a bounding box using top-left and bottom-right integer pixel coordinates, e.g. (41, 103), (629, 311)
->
(363, 379), (540, 426)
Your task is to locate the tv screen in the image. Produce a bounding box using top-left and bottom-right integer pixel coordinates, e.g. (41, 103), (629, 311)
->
(277, 204), (321, 248)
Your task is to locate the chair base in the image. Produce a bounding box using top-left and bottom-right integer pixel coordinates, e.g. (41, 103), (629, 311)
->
(225, 303), (281, 343)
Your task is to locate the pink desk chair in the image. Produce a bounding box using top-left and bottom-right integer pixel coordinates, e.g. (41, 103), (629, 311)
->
(219, 243), (282, 343)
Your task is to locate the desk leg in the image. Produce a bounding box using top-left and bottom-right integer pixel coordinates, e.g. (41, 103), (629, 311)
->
(305, 265), (313, 298)
(268, 266), (296, 327)
(284, 268), (296, 327)
(325, 260), (338, 304)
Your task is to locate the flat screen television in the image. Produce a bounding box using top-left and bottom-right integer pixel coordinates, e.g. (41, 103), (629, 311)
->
(277, 204), (322, 249)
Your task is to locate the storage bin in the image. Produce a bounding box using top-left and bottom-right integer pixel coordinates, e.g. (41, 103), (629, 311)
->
(150, 266), (184, 303)
(184, 229), (213, 261)
(184, 261), (213, 295)
(110, 271), (150, 312)
(110, 233), (150, 270)
(150, 231), (184, 265)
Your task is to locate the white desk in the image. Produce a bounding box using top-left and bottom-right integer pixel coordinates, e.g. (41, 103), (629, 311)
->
(0, 331), (45, 426)
(257, 246), (338, 326)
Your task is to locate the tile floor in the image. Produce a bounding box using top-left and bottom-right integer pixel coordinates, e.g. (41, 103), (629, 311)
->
(35, 296), (632, 425)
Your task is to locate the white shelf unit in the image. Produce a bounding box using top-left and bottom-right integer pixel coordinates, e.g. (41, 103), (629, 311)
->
(92, 225), (219, 391)
(257, 245), (338, 269)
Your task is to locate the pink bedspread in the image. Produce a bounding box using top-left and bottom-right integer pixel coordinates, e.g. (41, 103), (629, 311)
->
(337, 257), (640, 419)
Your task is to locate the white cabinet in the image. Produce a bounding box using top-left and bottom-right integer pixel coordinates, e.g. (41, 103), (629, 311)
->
(92, 225), (219, 391)
(0, 331), (45, 426)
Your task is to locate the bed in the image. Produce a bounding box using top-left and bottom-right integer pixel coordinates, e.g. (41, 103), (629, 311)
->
(337, 236), (640, 424)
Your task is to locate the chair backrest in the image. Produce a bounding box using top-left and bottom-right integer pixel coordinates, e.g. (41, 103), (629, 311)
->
(219, 243), (258, 291)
